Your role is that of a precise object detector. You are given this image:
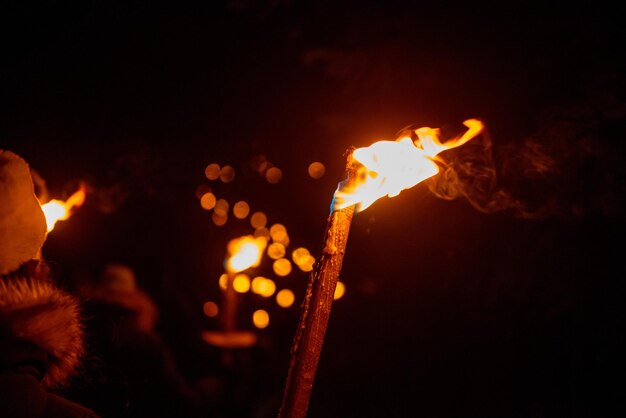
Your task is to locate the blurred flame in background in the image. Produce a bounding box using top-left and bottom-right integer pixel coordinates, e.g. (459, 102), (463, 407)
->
(225, 235), (268, 273)
(41, 182), (87, 232)
(201, 154), (349, 335)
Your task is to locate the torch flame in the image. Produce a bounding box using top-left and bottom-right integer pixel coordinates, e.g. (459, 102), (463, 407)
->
(41, 183), (87, 232)
(332, 119), (484, 212)
(225, 235), (268, 273)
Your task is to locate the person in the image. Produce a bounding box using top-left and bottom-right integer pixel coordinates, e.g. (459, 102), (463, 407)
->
(66, 263), (206, 418)
(0, 149), (99, 418)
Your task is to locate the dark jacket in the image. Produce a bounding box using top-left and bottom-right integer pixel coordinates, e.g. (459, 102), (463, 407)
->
(64, 285), (203, 418)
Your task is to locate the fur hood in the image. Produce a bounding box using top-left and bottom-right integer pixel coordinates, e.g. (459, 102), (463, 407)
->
(0, 264), (84, 389)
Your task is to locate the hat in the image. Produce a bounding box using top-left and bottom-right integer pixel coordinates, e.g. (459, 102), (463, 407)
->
(0, 150), (47, 276)
(80, 263), (158, 332)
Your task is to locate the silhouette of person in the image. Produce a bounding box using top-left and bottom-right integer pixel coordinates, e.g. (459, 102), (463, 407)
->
(68, 263), (206, 418)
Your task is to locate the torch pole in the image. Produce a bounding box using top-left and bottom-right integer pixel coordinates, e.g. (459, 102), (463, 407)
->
(219, 272), (238, 367)
(221, 273), (238, 333)
(278, 153), (356, 418)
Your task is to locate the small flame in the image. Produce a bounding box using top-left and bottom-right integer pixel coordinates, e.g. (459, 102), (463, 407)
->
(41, 183), (87, 232)
(332, 119), (484, 212)
(225, 235), (268, 273)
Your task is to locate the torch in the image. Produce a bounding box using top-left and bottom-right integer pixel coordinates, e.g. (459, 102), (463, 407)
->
(202, 235), (268, 362)
(278, 119), (484, 418)
(40, 182), (87, 233)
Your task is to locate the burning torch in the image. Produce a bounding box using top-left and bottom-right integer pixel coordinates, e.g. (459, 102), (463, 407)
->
(278, 119), (484, 418)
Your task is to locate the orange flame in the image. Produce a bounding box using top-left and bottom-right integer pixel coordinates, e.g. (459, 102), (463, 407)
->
(41, 183), (87, 232)
(225, 235), (268, 273)
(332, 119), (484, 212)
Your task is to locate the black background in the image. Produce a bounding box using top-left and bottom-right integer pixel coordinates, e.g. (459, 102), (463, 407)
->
(2, 2), (626, 417)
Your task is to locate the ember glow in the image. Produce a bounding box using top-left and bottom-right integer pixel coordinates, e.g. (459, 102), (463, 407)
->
(41, 183), (87, 232)
(225, 235), (268, 273)
(333, 119), (484, 212)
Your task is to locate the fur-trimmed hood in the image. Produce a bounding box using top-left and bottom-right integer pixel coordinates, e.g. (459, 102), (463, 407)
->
(0, 268), (84, 389)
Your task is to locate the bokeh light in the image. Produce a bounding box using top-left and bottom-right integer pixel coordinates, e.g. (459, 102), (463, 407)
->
(273, 258), (292, 277)
(265, 167), (283, 184)
(267, 242), (286, 260)
(308, 162), (326, 179)
(252, 309), (270, 329)
(298, 255), (315, 272)
(334, 281), (346, 300)
(233, 201), (250, 219)
(293, 247), (315, 272)
(200, 192), (217, 210)
(212, 212), (228, 226)
(214, 199), (229, 216)
(233, 274), (251, 293)
(205, 163), (221, 180)
(292, 247), (310, 265)
(203, 301), (219, 317)
(250, 212), (267, 229)
(254, 227), (270, 240)
(219, 165), (235, 183)
(251, 277), (276, 297)
(276, 289), (295, 308)
(250, 155), (268, 175)
(195, 184), (211, 199)
(269, 223), (288, 243)
(218, 273), (228, 290)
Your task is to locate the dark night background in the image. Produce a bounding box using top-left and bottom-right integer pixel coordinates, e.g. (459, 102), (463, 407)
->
(2, 1), (626, 417)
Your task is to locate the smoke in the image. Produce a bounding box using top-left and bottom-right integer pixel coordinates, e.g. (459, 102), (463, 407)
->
(87, 149), (163, 214)
(414, 102), (626, 220)
(31, 148), (163, 215)
(88, 183), (130, 215)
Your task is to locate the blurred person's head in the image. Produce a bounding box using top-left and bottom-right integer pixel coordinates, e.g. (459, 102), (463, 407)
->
(80, 263), (158, 333)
